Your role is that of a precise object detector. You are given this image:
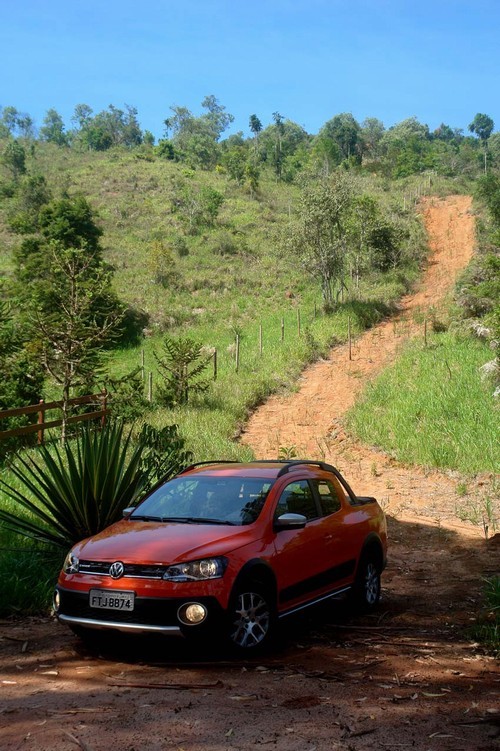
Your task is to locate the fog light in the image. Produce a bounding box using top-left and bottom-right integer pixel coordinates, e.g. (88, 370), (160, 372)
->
(178, 602), (207, 626)
(53, 590), (60, 613)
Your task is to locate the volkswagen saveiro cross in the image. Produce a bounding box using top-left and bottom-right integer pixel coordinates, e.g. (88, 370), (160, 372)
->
(54, 460), (387, 650)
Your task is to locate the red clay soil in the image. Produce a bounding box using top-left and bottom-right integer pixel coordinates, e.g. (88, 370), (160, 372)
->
(0, 196), (498, 751)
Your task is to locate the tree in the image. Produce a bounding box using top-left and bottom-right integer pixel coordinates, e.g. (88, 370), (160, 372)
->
(380, 117), (432, 177)
(154, 336), (212, 406)
(222, 144), (247, 184)
(271, 112), (285, 180)
(282, 173), (354, 309)
(249, 114), (262, 157)
(311, 133), (341, 174)
(0, 107), (35, 139)
(469, 113), (494, 174)
(320, 113), (361, 162)
(360, 118), (385, 160)
(249, 114), (262, 138)
(201, 95), (234, 140)
(1, 139), (26, 180)
(40, 109), (68, 146)
(347, 195), (379, 286)
(165, 96), (234, 168)
(72, 103), (93, 130)
(1, 106), (20, 134)
(0, 295), (44, 458)
(7, 174), (52, 234)
(468, 113), (494, 142)
(433, 123), (462, 143)
(244, 161), (260, 195)
(71, 104), (143, 151)
(13, 196), (123, 439)
(172, 183), (224, 234)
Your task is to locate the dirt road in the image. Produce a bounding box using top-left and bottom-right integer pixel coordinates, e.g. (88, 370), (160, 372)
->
(241, 195), (479, 520)
(0, 196), (498, 751)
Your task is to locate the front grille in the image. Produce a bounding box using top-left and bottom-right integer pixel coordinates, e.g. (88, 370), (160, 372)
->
(78, 560), (168, 579)
(58, 588), (222, 627)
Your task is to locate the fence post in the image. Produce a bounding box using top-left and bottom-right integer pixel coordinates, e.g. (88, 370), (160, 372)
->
(37, 399), (45, 445)
(148, 372), (153, 402)
(281, 317), (285, 342)
(213, 348), (217, 381)
(100, 389), (108, 428)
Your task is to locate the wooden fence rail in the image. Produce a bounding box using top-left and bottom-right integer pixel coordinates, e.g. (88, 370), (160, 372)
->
(0, 391), (108, 445)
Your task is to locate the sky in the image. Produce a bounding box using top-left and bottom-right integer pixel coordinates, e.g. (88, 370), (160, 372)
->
(1, 0), (499, 140)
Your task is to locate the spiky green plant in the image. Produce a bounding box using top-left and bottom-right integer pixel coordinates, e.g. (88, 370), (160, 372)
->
(0, 420), (147, 548)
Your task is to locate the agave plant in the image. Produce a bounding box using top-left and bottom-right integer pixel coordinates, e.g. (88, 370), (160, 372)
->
(0, 420), (148, 548)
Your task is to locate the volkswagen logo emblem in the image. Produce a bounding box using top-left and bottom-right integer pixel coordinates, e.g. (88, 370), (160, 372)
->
(109, 561), (125, 579)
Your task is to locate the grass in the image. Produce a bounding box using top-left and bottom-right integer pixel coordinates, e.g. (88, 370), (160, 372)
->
(0, 547), (63, 617)
(104, 292), (401, 460)
(346, 332), (499, 474)
(470, 576), (500, 657)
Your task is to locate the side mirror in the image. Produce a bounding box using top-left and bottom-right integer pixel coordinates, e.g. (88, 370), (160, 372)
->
(122, 507), (134, 518)
(274, 512), (307, 531)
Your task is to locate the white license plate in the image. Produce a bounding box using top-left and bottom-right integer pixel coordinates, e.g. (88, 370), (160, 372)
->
(89, 589), (135, 611)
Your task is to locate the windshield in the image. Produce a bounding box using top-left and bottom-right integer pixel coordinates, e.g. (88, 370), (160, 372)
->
(131, 475), (273, 525)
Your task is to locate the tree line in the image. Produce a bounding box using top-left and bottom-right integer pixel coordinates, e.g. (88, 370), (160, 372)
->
(0, 99), (497, 182)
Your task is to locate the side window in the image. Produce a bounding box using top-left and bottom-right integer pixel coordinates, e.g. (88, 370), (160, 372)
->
(314, 480), (342, 516)
(275, 480), (318, 521)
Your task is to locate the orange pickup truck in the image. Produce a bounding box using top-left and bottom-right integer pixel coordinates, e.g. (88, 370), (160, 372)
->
(55, 460), (388, 651)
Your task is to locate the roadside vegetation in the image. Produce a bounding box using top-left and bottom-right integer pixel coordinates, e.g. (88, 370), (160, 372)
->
(347, 333), (498, 474)
(470, 576), (500, 657)
(0, 100), (498, 635)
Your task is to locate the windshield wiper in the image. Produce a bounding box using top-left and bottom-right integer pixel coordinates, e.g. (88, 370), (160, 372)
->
(159, 516), (236, 525)
(129, 514), (164, 522)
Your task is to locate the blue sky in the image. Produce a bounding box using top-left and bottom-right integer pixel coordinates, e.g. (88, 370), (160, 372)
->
(1, 0), (498, 139)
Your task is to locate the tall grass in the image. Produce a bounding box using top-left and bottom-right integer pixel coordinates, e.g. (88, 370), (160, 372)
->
(470, 576), (500, 656)
(0, 548), (63, 617)
(346, 332), (499, 473)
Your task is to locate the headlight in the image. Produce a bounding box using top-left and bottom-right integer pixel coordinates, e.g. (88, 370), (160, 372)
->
(63, 551), (80, 574)
(163, 557), (227, 582)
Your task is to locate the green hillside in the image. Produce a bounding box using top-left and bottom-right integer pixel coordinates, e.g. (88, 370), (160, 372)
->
(0, 109), (498, 463)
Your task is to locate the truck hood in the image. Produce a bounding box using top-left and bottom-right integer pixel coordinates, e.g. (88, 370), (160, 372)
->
(74, 519), (258, 565)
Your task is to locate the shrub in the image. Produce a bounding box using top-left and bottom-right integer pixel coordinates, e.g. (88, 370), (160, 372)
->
(0, 421), (147, 548)
(0, 418), (193, 549)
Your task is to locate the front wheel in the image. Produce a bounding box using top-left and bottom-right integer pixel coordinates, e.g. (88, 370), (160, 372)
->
(350, 555), (381, 613)
(228, 587), (276, 651)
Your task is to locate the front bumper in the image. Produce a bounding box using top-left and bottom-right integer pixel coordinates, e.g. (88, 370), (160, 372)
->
(58, 613), (183, 635)
(55, 586), (225, 636)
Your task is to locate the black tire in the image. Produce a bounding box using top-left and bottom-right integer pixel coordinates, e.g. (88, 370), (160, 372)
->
(350, 554), (381, 613)
(227, 585), (276, 651)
